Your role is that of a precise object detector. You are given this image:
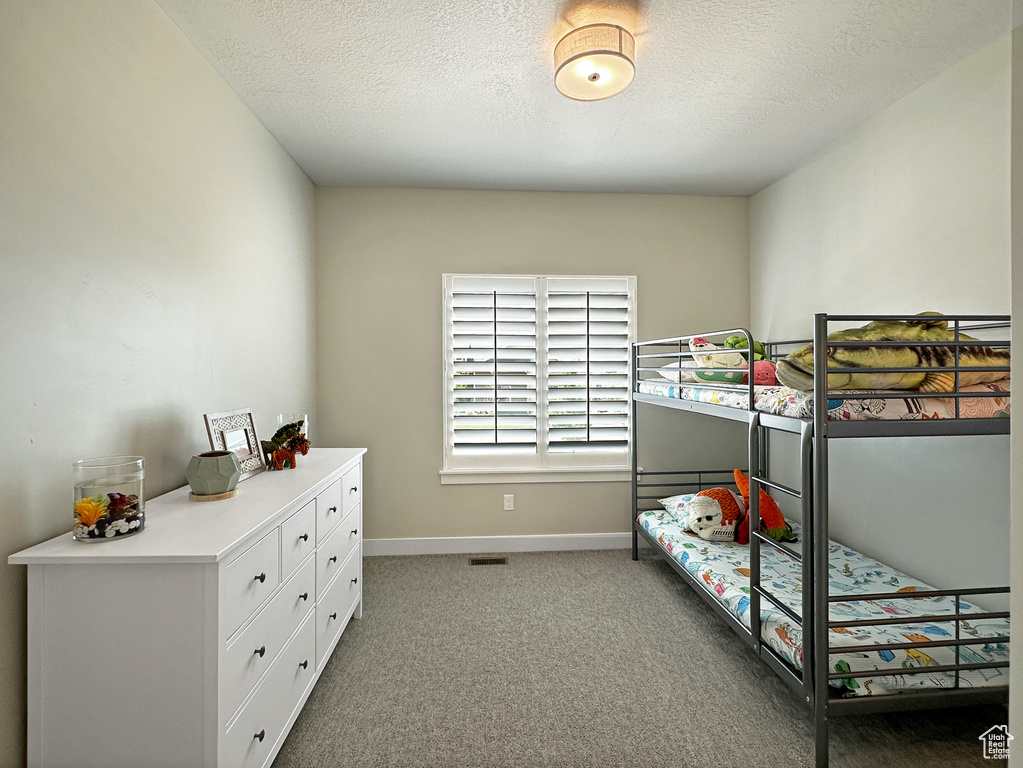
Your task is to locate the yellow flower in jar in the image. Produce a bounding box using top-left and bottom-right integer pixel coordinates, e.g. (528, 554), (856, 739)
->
(74, 496), (109, 526)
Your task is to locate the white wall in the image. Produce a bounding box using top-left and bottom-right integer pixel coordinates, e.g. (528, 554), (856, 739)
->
(315, 187), (750, 543)
(0, 1), (316, 763)
(750, 37), (1011, 596)
(1010, 7), (1022, 763)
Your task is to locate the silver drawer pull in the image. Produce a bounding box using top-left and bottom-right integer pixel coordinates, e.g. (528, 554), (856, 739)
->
(299, 592), (309, 601)
(351, 577), (358, 585)
(254, 645), (265, 657)
(329, 612), (337, 621)
(329, 555), (337, 564)
(299, 660), (309, 670)
(254, 729), (265, 742)
(254, 572), (266, 583)
(299, 533), (309, 542)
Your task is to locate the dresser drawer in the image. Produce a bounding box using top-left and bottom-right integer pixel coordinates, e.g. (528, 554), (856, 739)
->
(222, 529), (281, 637)
(223, 556), (315, 720)
(315, 510), (361, 598)
(222, 612), (316, 768)
(341, 461), (361, 516)
(316, 545), (361, 669)
(280, 499), (316, 579)
(315, 479), (342, 543)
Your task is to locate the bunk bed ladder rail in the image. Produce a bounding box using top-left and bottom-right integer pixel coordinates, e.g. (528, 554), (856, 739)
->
(631, 337), (639, 560)
(812, 312), (831, 768)
(748, 414), (818, 708)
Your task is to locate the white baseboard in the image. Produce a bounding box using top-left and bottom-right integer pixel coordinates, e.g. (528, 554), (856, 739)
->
(364, 532), (633, 557)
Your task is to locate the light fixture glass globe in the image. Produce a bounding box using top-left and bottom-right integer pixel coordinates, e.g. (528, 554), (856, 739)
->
(554, 24), (636, 102)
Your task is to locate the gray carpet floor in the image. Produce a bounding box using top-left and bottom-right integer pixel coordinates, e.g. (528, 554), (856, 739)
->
(272, 548), (1007, 768)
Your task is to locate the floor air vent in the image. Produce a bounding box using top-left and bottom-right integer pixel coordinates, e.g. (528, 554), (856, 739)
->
(468, 557), (508, 566)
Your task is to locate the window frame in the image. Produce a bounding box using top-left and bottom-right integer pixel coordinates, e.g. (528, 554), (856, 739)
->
(440, 273), (636, 485)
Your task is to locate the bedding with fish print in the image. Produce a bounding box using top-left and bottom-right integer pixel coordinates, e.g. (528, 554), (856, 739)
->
(637, 506), (1009, 696)
(636, 379), (1011, 420)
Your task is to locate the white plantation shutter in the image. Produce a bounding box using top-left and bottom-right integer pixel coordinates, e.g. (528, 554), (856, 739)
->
(444, 274), (635, 474)
(546, 277), (632, 456)
(448, 276), (538, 462)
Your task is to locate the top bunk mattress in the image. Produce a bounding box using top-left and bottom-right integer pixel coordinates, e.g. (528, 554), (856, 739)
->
(636, 379), (1011, 421)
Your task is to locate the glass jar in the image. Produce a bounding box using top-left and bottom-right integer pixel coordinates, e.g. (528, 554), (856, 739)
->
(72, 456), (145, 542)
(277, 413), (309, 443)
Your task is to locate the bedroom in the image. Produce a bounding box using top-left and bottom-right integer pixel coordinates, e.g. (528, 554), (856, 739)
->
(0, 1), (1020, 766)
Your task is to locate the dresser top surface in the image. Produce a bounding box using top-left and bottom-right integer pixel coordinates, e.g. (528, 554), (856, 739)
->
(9, 448), (366, 565)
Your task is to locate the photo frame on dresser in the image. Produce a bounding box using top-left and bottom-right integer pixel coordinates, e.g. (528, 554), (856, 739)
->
(204, 408), (266, 480)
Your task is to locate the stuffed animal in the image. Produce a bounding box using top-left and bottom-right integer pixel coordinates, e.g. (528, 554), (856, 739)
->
(723, 335), (767, 361)
(689, 337), (748, 384)
(751, 359), (779, 386)
(686, 487), (746, 542)
(733, 469), (796, 542)
(690, 337), (779, 386)
(689, 337), (747, 368)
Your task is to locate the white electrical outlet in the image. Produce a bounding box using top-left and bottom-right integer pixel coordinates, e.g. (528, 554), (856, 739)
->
(503, 494), (514, 511)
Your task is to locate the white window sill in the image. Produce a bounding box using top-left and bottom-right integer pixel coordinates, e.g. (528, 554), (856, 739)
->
(439, 468), (631, 485)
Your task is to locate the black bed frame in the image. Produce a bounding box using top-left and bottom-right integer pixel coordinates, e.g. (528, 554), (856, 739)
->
(630, 313), (1011, 767)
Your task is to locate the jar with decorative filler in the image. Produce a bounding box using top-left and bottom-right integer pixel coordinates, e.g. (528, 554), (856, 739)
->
(72, 456), (145, 541)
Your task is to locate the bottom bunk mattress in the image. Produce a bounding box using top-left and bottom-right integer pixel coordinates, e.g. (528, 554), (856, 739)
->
(637, 507), (1010, 697)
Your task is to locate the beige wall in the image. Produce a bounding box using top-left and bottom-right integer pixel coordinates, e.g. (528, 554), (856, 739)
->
(0, 1), (316, 763)
(750, 35), (1010, 339)
(316, 188), (750, 541)
(750, 38), (1011, 599)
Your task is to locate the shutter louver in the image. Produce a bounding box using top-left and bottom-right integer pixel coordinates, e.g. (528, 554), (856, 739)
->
(450, 284), (538, 456)
(546, 280), (631, 453)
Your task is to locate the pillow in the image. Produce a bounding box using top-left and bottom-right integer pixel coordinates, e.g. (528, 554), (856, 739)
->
(659, 361), (699, 383)
(693, 368), (747, 384)
(733, 469), (797, 542)
(688, 337), (749, 384)
(657, 493), (694, 523)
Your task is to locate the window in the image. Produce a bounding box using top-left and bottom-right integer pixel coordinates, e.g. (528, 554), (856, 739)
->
(441, 274), (636, 483)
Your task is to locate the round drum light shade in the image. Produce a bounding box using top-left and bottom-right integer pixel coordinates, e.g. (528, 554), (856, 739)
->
(554, 23), (635, 101)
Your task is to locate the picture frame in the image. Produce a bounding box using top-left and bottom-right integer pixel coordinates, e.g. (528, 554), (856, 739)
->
(204, 408), (266, 481)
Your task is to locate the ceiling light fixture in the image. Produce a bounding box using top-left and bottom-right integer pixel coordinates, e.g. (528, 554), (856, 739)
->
(554, 23), (635, 102)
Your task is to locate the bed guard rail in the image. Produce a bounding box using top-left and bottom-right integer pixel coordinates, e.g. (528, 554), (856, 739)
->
(801, 314), (1009, 419)
(633, 327), (758, 409)
(633, 468), (737, 513)
(823, 585), (1010, 688)
(634, 315), (1010, 424)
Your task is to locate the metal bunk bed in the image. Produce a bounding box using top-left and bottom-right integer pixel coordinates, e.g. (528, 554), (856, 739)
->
(629, 313), (1011, 768)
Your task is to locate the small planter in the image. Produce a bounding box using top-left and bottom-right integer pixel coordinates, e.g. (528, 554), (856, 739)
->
(186, 451), (242, 500)
(72, 456), (145, 541)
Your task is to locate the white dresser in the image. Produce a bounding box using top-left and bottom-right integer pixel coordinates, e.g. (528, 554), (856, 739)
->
(9, 447), (366, 768)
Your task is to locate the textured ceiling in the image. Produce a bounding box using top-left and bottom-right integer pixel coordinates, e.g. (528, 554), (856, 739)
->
(155, 0), (1011, 195)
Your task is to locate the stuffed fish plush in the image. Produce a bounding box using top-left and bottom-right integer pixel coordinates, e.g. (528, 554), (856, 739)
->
(775, 312), (1010, 392)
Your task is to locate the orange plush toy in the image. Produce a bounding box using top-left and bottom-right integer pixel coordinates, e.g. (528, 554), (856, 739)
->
(734, 469), (797, 543)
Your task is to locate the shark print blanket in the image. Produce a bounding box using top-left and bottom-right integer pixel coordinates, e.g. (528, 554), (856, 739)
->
(638, 507), (1009, 696)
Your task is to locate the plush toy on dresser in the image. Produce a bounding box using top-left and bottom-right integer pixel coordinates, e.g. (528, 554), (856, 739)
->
(261, 419), (311, 470)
